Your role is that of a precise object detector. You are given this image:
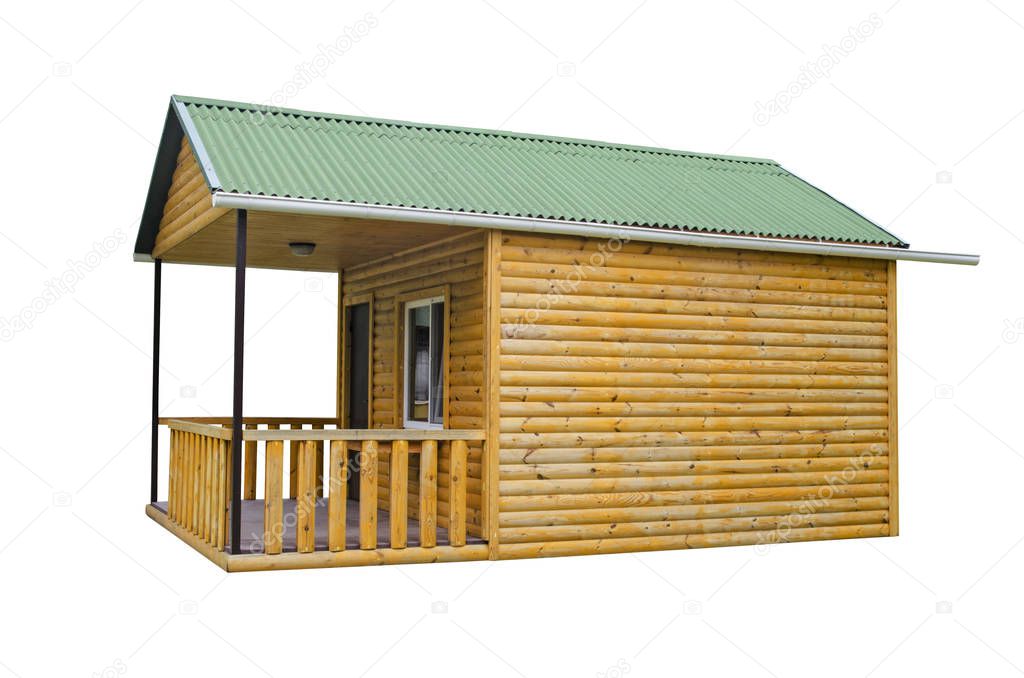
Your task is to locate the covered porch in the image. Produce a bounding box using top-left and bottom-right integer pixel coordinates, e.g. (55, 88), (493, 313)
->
(144, 197), (496, 571)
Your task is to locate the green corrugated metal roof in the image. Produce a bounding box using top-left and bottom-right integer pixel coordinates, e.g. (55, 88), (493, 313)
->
(172, 94), (906, 247)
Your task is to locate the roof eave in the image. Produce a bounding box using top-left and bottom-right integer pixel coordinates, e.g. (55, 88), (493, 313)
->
(211, 192), (980, 266)
(133, 97), (220, 262)
(132, 102), (184, 261)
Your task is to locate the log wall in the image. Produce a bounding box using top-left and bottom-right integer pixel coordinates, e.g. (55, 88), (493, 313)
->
(342, 233), (487, 536)
(152, 136), (228, 258)
(495, 231), (895, 557)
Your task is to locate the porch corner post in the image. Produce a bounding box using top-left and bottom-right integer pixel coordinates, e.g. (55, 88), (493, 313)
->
(230, 209), (247, 554)
(150, 259), (162, 504)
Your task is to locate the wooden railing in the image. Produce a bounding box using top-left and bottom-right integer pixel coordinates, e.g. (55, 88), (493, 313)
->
(165, 420), (233, 551)
(162, 418), (485, 559)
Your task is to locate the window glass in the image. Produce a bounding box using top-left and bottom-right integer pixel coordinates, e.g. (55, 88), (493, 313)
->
(405, 299), (444, 426)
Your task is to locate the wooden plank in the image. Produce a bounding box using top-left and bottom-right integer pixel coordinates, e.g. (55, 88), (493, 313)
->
(498, 441), (887, 465)
(161, 417), (338, 426)
(167, 430), (177, 523)
(500, 496), (890, 528)
(205, 436), (215, 544)
(209, 438), (219, 548)
(501, 291), (887, 323)
(359, 440), (379, 549)
(241, 428), (486, 441)
(289, 424), (301, 499)
(178, 432), (187, 525)
(166, 419), (234, 440)
(887, 260), (899, 537)
(419, 440), (437, 548)
(500, 243), (886, 282)
(390, 440), (409, 549)
(500, 510), (889, 543)
(264, 440), (284, 555)
(500, 482), (890, 512)
(499, 308), (887, 337)
(501, 274), (887, 309)
(500, 469), (888, 496)
(195, 436), (205, 537)
(243, 424), (257, 500)
(314, 423), (325, 498)
(449, 440), (468, 546)
(226, 543), (490, 572)
(296, 440), (317, 554)
(216, 439), (227, 550)
(328, 440), (347, 552)
(186, 433), (196, 532)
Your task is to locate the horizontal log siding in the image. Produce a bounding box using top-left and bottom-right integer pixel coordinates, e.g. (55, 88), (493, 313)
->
(343, 233), (486, 536)
(497, 232), (891, 553)
(152, 137), (228, 258)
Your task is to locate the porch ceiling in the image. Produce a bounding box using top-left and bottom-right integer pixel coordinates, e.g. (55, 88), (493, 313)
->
(158, 208), (473, 272)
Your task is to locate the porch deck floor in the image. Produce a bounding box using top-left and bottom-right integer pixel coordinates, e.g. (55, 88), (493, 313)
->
(155, 499), (483, 553)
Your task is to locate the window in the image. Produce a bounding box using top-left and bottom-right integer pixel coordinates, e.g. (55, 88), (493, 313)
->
(404, 296), (445, 428)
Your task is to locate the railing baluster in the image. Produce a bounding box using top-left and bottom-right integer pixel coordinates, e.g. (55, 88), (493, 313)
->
(328, 440), (347, 552)
(288, 424), (301, 499)
(296, 440), (317, 553)
(389, 440), (409, 549)
(243, 424), (257, 500)
(210, 437), (219, 547)
(187, 433), (196, 533)
(359, 440), (379, 549)
(167, 430), (176, 523)
(216, 438), (228, 550)
(176, 432), (184, 522)
(194, 435), (204, 537)
(203, 436), (213, 543)
(419, 440), (437, 548)
(313, 423), (325, 498)
(264, 440), (284, 555)
(449, 440), (468, 547)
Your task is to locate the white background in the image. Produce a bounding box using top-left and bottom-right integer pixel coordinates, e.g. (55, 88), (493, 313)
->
(0, 1), (1020, 676)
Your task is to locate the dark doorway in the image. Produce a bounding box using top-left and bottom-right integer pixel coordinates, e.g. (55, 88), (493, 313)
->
(346, 302), (370, 429)
(345, 302), (370, 498)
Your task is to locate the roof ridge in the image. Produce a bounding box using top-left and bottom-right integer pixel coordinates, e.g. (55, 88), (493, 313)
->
(172, 94), (781, 168)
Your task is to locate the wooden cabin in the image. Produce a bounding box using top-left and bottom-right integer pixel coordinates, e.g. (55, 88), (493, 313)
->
(136, 95), (978, 572)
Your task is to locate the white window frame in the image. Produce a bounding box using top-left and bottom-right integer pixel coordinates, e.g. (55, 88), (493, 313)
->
(402, 295), (445, 430)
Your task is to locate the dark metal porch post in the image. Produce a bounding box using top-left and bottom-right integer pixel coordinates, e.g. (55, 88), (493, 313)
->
(150, 259), (162, 504)
(230, 209), (247, 554)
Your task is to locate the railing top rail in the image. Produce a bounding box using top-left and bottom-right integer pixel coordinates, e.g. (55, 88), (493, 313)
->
(162, 419), (485, 442)
(165, 419), (234, 439)
(159, 416), (338, 426)
(243, 428), (486, 442)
